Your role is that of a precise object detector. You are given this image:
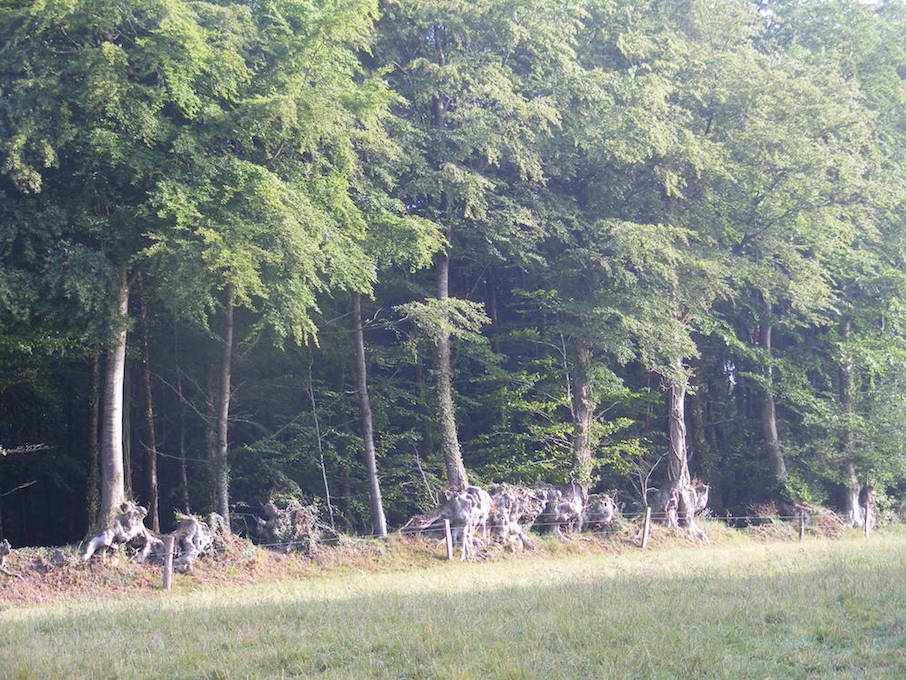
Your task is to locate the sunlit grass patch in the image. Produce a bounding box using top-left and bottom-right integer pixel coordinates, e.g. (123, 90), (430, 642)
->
(1, 530), (904, 679)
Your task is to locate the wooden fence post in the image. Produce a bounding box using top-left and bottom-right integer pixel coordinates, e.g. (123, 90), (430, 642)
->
(162, 535), (174, 590)
(798, 511), (806, 542)
(641, 507), (652, 549)
(863, 508), (871, 539)
(443, 519), (454, 561)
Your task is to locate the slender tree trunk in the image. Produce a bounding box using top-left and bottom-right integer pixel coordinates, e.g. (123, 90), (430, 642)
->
(655, 360), (709, 542)
(839, 320), (863, 527)
(123, 359), (133, 500)
(759, 303), (788, 495)
(843, 462), (863, 527)
(431, 59), (467, 490)
(138, 280), (160, 532)
(98, 264), (129, 527)
(571, 343), (594, 493)
(859, 482), (876, 531)
(214, 285), (234, 530)
(87, 354), (101, 526)
(307, 362), (335, 529)
(435, 249), (469, 489)
(174, 326), (191, 513)
(351, 292), (388, 537)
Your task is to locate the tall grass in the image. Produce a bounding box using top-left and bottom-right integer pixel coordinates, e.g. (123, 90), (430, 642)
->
(1, 530), (904, 679)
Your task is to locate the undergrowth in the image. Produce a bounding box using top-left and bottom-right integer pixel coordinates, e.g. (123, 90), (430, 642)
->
(0, 519), (894, 608)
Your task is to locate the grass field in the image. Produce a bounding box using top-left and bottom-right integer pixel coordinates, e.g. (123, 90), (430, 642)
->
(1, 529), (904, 679)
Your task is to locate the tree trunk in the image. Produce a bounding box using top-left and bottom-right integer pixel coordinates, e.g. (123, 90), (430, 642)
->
(839, 320), (863, 527)
(655, 360), (709, 542)
(138, 280), (160, 532)
(351, 292), (388, 537)
(759, 303), (788, 495)
(98, 264), (129, 527)
(123, 358), (133, 500)
(174, 326), (191, 513)
(431, 60), (467, 490)
(571, 343), (594, 493)
(435, 250), (469, 489)
(859, 482), (876, 532)
(843, 462), (863, 527)
(214, 285), (234, 530)
(307, 362), (335, 529)
(87, 354), (101, 526)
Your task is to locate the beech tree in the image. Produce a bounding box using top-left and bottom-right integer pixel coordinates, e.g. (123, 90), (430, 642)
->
(0, 0), (239, 525)
(1, 0), (903, 546)
(143, 0), (401, 529)
(375, 0), (584, 488)
(2, 0), (391, 529)
(755, 0), (906, 520)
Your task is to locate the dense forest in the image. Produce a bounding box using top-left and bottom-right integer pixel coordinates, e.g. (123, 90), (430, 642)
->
(0, 0), (904, 547)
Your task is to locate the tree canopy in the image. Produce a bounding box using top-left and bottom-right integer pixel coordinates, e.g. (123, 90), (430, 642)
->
(0, 0), (904, 545)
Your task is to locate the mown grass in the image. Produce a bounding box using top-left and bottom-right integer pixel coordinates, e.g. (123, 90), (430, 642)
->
(1, 529), (904, 679)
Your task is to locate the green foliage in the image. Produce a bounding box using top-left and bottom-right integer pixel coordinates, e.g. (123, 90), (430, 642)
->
(0, 0), (904, 544)
(396, 297), (489, 344)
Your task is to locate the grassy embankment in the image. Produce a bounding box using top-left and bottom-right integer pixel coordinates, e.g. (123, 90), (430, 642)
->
(1, 527), (904, 679)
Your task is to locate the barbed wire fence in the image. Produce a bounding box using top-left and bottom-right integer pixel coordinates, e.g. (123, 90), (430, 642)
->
(155, 505), (876, 588)
(209, 507), (869, 555)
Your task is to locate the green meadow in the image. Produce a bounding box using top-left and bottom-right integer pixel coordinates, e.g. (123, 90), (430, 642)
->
(2, 530), (904, 679)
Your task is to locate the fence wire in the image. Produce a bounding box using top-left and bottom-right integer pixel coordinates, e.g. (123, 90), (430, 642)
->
(238, 512), (819, 552)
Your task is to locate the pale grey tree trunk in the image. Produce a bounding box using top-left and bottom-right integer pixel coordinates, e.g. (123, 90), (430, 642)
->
(571, 343), (594, 493)
(839, 320), (863, 527)
(431, 69), (468, 490)
(214, 285), (234, 530)
(435, 250), (469, 489)
(844, 462), (863, 527)
(351, 293), (387, 537)
(98, 264), (129, 527)
(655, 360), (708, 542)
(307, 361), (335, 529)
(759, 303), (787, 493)
(175, 328), (191, 513)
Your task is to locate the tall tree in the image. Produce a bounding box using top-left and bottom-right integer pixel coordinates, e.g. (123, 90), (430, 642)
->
(351, 195), (443, 535)
(350, 292), (386, 535)
(751, 0), (906, 509)
(376, 0), (584, 488)
(1, 0), (272, 525)
(141, 0), (397, 528)
(137, 276), (160, 531)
